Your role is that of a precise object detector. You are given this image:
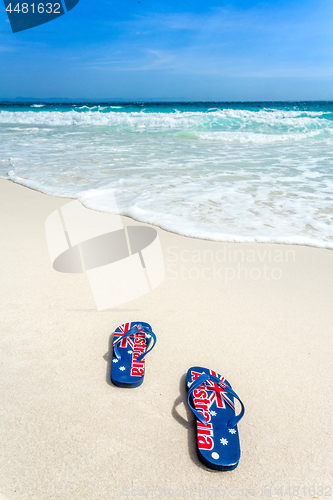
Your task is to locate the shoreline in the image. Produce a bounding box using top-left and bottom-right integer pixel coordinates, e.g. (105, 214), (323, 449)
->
(3, 176), (333, 251)
(1, 178), (332, 499)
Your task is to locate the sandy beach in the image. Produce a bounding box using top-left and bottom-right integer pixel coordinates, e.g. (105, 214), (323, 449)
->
(1, 177), (332, 500)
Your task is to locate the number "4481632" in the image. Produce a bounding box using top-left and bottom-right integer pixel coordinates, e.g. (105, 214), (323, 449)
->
(6, 3), (61, 13)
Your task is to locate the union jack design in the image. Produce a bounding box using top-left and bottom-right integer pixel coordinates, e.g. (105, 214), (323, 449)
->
(205, 370), (235, 411)
(191, 369), (235, 411)
(113, 322), (144, 350)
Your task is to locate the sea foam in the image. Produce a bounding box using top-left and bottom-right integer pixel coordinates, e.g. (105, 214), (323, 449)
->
(1, 103), (333, 248)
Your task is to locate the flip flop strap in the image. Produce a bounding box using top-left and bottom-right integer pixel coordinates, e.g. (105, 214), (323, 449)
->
(113, 324), (156, 361)
(187, 372), (245, 428)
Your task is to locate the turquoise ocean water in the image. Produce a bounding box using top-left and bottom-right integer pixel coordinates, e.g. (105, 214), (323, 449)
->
(0, 101), (332, 247)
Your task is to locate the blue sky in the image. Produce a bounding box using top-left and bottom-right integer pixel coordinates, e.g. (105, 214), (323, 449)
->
(1, 0), (333, 100)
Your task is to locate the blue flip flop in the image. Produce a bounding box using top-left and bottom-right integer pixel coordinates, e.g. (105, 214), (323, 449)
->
(186, 366), (245, 471)
(111, 321), (156, 388)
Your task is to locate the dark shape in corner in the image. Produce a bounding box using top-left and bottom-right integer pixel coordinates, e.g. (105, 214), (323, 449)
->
(63, 0), (80, 12)
(3, 0), (80, 33)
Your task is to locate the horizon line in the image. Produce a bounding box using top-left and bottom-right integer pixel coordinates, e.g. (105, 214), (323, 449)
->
(1, 98), (333, 104)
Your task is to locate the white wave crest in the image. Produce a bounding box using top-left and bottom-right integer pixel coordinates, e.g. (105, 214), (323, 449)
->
(0, 108), (331, 133)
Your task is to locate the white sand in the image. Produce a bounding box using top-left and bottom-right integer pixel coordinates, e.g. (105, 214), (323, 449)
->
(1, 178), (332, 500)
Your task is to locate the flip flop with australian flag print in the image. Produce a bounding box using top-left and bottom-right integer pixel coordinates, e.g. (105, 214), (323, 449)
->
(111, 321), (156, 388)
(186, 366), (245, 471)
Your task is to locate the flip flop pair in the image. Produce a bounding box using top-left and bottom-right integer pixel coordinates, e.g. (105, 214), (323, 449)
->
(110, 322), (245, 471)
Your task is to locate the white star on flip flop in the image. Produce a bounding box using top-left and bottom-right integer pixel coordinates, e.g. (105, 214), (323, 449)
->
(127, 350), (133, 354)
(119, 366), (126, 371)
(228, 428), (236, 434)
(146, 334), (152, 339)
(210, 411), (217, 416)
(220, 438), (228, 445)
(112, 359), (119, 363)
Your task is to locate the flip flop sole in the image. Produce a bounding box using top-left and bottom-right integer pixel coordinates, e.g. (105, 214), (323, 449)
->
(186, 366), (241, 471)
(111, 378), (144, 389)
(199, 454), (239, 471)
